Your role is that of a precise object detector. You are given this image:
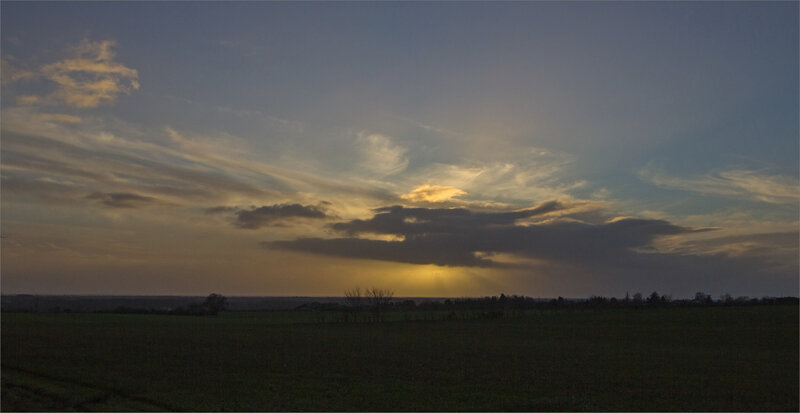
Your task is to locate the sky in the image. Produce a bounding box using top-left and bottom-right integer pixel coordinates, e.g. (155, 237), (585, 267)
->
(1, 2), (797, 298)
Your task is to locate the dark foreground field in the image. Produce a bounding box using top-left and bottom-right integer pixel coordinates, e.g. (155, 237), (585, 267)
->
(2, 306), (797, 411)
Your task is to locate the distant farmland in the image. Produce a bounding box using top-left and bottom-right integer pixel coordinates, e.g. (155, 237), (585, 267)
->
(2, 306), (798, 411)
(0, 295), (456, 313)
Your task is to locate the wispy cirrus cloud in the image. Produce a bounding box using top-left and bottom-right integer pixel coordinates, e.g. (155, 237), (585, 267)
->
(639, 167), (799, 205)
(406, 148), (586, 206)
(10, 39), (139, 108)
(1, 107), (400, 223)
(356, 132), (409, 177)
(2, 129), (275, 204)
(0, 57), (37, 84)
(35, 113), (82, 124)
(672, 231), (798, 258)
(1, 108), (281, 209)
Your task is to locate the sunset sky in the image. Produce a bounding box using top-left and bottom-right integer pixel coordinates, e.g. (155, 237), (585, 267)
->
(2, 2), (797, 297)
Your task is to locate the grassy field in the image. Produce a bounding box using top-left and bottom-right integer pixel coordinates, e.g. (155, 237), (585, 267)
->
(2, 306), (797, 411)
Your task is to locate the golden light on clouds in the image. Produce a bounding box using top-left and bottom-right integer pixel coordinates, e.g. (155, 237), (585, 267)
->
(17, 95), (42, 105)
(401, 184), (466, 203)
(2, 5), (798, 299)
(11, 39), (140, 108)
(35, 113), (82, 124)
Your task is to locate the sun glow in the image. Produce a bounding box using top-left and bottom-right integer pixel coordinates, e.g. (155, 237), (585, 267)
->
(381, 264), (503, 297)
(401, 184), (466, 203)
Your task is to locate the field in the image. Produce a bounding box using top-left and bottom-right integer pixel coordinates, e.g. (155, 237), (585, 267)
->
(2, 306), (797, 411)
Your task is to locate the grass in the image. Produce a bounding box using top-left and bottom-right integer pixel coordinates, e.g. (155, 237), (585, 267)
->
(2, 306), (797, 411)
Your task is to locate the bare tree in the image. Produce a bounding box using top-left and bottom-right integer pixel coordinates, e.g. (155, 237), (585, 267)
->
(366, 287), (394, 322)
(344, 287), (363, 322)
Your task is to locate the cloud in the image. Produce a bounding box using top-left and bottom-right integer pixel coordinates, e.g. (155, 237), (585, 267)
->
(233, 203), (330, 229)
(356, 132), (409, 176)
(1, 57), (37, 84)
(1, 108), (403, 226)
(1, 172), (87, 205)
(35, 113), (82, 124)
(407, 148), (585, 205)
(1, 112), (287, 207)
(329, 201), (567, 237)
(272, 237), (499, 267)
(401, 184), (466, 203)
(264, 193), (800, 295)
(717, 170), (798, 204)
(2, 130), (271, 204)
(86, 192), (157, 208)
(639, 167), (799, 205)
(269, 202), (702, 269)
(204, 206), (238, 215)
(19, 39), (140, 108)
(267, 203), (800, 296)
(164, 126), (399, 205)
(667, 231), (798, 271)
(17, 95), (42, 105)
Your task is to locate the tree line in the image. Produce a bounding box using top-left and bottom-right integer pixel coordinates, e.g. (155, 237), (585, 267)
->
(109, 293), (227, 316)
(19, 290), (797, 317)
(291, 288), (800, 323)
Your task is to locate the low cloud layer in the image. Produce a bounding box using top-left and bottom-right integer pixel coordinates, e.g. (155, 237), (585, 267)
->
(329, 202), (566, 237)
(208, 203), (331, 229)
(270, 203), (704, 269)
(267, 203), (798, 295)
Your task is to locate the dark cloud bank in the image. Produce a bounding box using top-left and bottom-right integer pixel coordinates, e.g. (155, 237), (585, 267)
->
(267, 203), (798, 295)
(208, 203), (330, 229)
(270, 203), (698, 268)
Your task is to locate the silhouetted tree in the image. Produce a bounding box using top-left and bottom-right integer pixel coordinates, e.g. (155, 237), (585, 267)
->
(720, 293), (734, 305)
(694, 292), (707, 304)
(203, 293), (227, 315)
(344, 287), (363, 322)
(694, 292), (713, 305)
(366, 287), (394, 322)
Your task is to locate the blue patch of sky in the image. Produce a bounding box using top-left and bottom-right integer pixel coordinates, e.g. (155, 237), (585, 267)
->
(3, 2), (796, 199)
